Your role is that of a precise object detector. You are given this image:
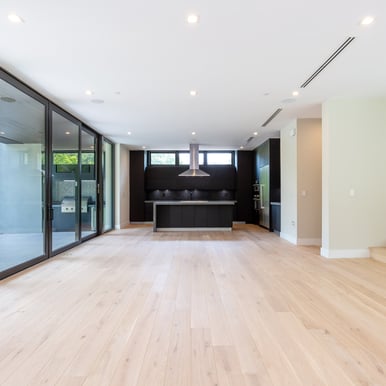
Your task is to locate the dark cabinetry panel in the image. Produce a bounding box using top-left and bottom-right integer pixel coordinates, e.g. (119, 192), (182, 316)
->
(235, 151), (254, 223)
(129, 151), (146, 222)
(255, 138), (281, 230)
(271, 204), (281, 234)
(145, 165), (236, 190)
(155, 204), (233, 229)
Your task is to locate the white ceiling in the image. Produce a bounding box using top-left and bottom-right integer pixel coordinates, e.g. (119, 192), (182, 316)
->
(0, 0), (385, 150)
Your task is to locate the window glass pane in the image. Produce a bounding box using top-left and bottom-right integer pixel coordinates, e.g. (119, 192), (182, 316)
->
(51, 112), (79, 252)
(81, 129), (97, 238)
(150, 152), (176, 165)
(207, 152), (233, 165)
(0, 77), (46, 273)
(103, 140), (113, 231)
(179, 152), (204, 165)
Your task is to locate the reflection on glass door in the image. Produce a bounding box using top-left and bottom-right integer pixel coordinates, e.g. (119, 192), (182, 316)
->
(81, 128), (97, 239)
(51, 111), (80, 252)
(102, 139), (113, 231)
(0, 78), (46, 275)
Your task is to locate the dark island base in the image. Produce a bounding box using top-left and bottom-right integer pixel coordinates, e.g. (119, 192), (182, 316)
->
(153, 202), (235, 231)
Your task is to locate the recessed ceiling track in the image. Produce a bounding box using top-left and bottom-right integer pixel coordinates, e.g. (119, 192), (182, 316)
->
(262, 108), (283, 127)
(300, 37), (356, 88)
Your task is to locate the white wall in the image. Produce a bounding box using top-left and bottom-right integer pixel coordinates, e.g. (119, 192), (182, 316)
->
(114, 144), (130, 229)
(297, 119), (322, 245)
(321, 97), (386, 258)
(280, 120), (298, 244)
(280, 119), (322, 245)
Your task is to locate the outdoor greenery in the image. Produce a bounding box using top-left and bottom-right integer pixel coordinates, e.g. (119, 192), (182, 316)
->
(53, 152), (94, 165)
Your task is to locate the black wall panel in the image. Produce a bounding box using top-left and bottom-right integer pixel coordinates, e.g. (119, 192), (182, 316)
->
(129, 151), (146, 222)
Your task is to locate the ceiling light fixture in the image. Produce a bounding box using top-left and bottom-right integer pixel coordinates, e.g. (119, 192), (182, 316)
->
(127, 131), (132, 135)
(190, 90), (197, 96)
(187, 14), (199, 24)
(192, 131), (196, 135)
(361, 16), (375, 25)
(65, 131), (70, 135)
(85, 90), (93, 96)
(253, 132), (258, 136)
(8, 14), (23, 23)
(240, 146), (244, 149)
(0, 131), (5, 135)
(142, 146), (146, 149)
(292, 91), (299, 96)
(0, 96), (16, 103)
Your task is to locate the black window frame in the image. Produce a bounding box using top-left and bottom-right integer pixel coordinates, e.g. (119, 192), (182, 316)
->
(147, 150), (235, 166)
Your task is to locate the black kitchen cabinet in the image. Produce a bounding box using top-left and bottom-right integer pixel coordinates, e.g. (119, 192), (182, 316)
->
(255, 138), (280, 230)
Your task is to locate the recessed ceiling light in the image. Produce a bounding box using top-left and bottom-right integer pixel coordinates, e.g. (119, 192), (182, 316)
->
(142, 146), (146, 149)
(192, 131), (196, 135)
(8, 14), (23, 23)
(292, 91), (299, 96)
(91, 99), (104, 104)
(127, 131), (132, 135)
(361, 16), (375, 25)
(0, 96), (16, 103)
(253, 132), (258, 136)
(240, 146), (244, 149)
(65, 131), (70, 135)
(0, 131), (5, 135)
(187, 14), (199, 24)
(85, 90), (93, 96)
(190, 90), (197, 96)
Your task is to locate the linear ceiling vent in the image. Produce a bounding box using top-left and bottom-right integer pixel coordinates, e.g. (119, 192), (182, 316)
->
(246, 136), (254, 144)
(300, 37), (355, 88)
(262, 108), (283, 127)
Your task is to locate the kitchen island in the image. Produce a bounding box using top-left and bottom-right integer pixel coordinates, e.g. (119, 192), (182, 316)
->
(153, 200), (236, 231)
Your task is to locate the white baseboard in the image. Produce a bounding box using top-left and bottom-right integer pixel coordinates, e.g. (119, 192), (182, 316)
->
(297, 238), (321, 246)
(281, 234), (321, 246)
(320, 248), (370, 259)
(280, 232), (297, 245)
(115, 221), (131, 230)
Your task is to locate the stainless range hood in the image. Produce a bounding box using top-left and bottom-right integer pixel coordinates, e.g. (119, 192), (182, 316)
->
(179, 143), (210, 177)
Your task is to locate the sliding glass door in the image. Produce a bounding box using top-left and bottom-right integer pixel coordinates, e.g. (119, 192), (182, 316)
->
(51, 110), (80, 253)
(0, 69), (115, 280)
(0, 77), (47, 276)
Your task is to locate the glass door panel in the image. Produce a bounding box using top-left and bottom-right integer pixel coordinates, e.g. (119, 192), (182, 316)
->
(81, 129), (97, 238)
(0, 78), (46, 274)
(102, 140), (113, 231)
(51, 111), (80, 252)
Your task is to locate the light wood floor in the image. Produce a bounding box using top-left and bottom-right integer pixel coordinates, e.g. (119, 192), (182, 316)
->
(1, 224), (386, 385)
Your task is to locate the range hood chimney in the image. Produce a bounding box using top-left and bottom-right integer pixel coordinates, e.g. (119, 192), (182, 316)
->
(179, 143), (210, 177)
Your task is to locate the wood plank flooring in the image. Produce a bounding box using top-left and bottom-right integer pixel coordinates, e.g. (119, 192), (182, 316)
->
(1, 224), (386, 385)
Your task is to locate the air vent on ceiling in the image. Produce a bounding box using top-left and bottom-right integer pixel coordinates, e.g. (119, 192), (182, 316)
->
(262, 108), (283, 127)
(246, 136), (254, 144)
(300, 37), (356, 88)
